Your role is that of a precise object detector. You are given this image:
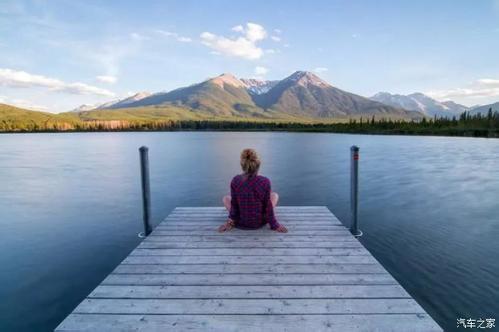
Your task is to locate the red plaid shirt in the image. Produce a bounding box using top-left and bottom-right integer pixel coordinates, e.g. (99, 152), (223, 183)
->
(228, 174), (279, 230)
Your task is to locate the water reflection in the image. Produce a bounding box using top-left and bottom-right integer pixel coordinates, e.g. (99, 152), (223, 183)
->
(0, 132), (498, 331)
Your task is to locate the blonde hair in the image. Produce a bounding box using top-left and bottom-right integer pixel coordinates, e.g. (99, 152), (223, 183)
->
(240, 148), (261, 176)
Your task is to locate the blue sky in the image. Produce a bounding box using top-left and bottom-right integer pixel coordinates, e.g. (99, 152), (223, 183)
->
(1, 0), (499, 112)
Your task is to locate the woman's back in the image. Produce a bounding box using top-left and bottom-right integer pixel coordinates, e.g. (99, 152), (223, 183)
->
(219, 148), (287, 233)
(229, 174), (278, 229)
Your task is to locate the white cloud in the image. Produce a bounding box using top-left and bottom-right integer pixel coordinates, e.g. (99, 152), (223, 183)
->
(79, 38), (141, 82)
(0, 68), (61, 88)
(156, 29), (192, 43)
(63, 82), (115, 96)
(245, 23), (266, 42)
(177, 36), (192, 42)
(427, 78), (499, 100)
(96, 75), (117, 84)
(0, 68), (115, 97)
(477, 78), (499, 86)
(200, 22), (267, 60)
(254, 66), (268, 76)
(130, 32), (148, 41)
(271, 36), (281, 42)
(273, 29), (282, 34)
(231, 25), (244, 32)
(314, 67), (329, 73)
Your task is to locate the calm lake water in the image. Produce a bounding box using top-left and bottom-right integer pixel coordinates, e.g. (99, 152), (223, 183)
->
(0, 132), (498, 331)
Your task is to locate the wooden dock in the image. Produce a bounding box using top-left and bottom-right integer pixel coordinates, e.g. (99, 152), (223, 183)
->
(55, 206), (442, 331)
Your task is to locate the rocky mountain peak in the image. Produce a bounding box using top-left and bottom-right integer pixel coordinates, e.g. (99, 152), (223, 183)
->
(209, 73), (246, 88)
(370, 91), (467, 117)
(128, 91), (152, 100)
(285, 71), (330, 87)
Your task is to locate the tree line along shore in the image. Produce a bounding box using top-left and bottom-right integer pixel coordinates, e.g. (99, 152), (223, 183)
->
(1, 109), (498, 138)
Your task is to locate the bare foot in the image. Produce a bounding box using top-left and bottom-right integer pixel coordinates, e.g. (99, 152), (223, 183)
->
(218, 219), (235, 233)
(273, 225), (288, 233)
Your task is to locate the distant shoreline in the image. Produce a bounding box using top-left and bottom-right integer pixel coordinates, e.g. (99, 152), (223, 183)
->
(1, 126), (497, 138)
(2, 109), (498, 138)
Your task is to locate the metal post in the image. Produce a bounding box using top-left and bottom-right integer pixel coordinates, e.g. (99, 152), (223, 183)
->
(350, 146), (362, 237)
(139, 146), (152, 237)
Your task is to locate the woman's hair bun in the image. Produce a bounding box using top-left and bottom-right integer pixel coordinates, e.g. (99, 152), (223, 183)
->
(240, 148), (261, 175)
(241, 149), (257, 161)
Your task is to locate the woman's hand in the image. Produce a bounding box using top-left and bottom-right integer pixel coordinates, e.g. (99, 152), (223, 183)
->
(218, 219), (235, 233)
(274, 224), (288, 233)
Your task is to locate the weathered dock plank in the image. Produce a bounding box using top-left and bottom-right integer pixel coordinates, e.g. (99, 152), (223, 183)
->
(55, 206), (442, 331)
(138, 240), (363, 248)
(112, 263), (386, 274)
(142, 235), (359, 242)
(129, 247), (370, 255)
(73, 298), (425, 314)
(88, 284), (410, 299)
(100, 273), (399, 286)
(56, 314), (440, 332)
(122, 254), (378, 264)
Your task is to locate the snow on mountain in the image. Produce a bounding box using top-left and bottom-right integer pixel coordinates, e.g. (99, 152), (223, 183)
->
(441, 100), (467, 113)
(71, 104), (100, 112)
(470, 101), (499, 115)
(241, 71), (329, 96)
(371, 92), (467, 117)
(71, 92), (152, 112)
(240, 78), (278, 95)
(103, 92), (152, 109)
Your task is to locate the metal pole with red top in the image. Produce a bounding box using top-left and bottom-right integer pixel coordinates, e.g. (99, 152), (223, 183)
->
(350, 146), (362, 237)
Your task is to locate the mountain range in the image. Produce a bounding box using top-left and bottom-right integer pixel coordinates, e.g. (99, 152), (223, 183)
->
(72, 71), (423, 120)
(8, 70), (498, 123)
(469, 102), (499, 115)
(2, 69), (498, 133)
(72, 92), (152, 112)
(370, 92), (468, 117)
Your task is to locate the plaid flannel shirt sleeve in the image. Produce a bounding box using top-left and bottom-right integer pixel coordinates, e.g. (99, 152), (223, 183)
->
(229, 178), (240, 221)
(263, 179), (279, 229)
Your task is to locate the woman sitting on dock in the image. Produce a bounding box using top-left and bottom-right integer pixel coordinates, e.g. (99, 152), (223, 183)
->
(219, 148), (288, 233)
